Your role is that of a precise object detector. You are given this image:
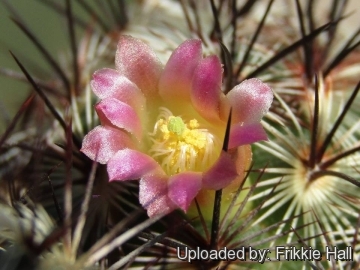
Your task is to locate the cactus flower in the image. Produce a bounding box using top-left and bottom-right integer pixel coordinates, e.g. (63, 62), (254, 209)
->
(81, 36), (273, 217)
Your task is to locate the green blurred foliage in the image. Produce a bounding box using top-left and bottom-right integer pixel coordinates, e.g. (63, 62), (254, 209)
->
(0, 1), (87, 132)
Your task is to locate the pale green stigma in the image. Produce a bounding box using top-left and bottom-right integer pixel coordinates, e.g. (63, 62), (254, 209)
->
(167, 116), (185, 136)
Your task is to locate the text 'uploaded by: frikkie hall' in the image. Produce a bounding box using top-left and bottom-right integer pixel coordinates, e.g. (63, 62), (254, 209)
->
(177, 246), (354, 264)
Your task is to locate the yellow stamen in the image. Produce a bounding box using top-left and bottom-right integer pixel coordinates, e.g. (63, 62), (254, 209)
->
(149, 107), (218, 175)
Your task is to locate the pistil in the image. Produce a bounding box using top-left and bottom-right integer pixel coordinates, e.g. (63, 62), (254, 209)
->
(149, 107), (218, 175)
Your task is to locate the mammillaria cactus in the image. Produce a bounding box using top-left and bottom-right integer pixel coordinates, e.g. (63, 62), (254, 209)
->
(0, 1), (359, 269)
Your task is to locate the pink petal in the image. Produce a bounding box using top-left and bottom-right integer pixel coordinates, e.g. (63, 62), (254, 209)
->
(91, 68), (146, 111)
(95, 97), (142, 140)
(115, 35), (162, 97)
(159, 39), (202, 102)
(107, 149), (160, 182)
(229, 123), (268, 149)
(227, 78), (273, 124)
(80, 126), (134, 164)
(139, 172), (177, 217)
(191, 55), (228, 122)
(202, 151), (238, 190)
(168, 172), (202, 211)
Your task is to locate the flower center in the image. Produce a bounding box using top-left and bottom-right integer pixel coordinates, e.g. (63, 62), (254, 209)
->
(148, 107), (218, 175)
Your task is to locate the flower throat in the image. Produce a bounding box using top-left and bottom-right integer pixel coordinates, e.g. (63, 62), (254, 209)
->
(148, 107), (218, 175)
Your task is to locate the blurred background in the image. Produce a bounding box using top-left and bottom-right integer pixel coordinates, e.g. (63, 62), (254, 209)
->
(0, 1), (89, 132)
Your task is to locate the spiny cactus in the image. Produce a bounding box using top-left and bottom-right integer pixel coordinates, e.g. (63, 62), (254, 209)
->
(0, 1), (359, 269)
